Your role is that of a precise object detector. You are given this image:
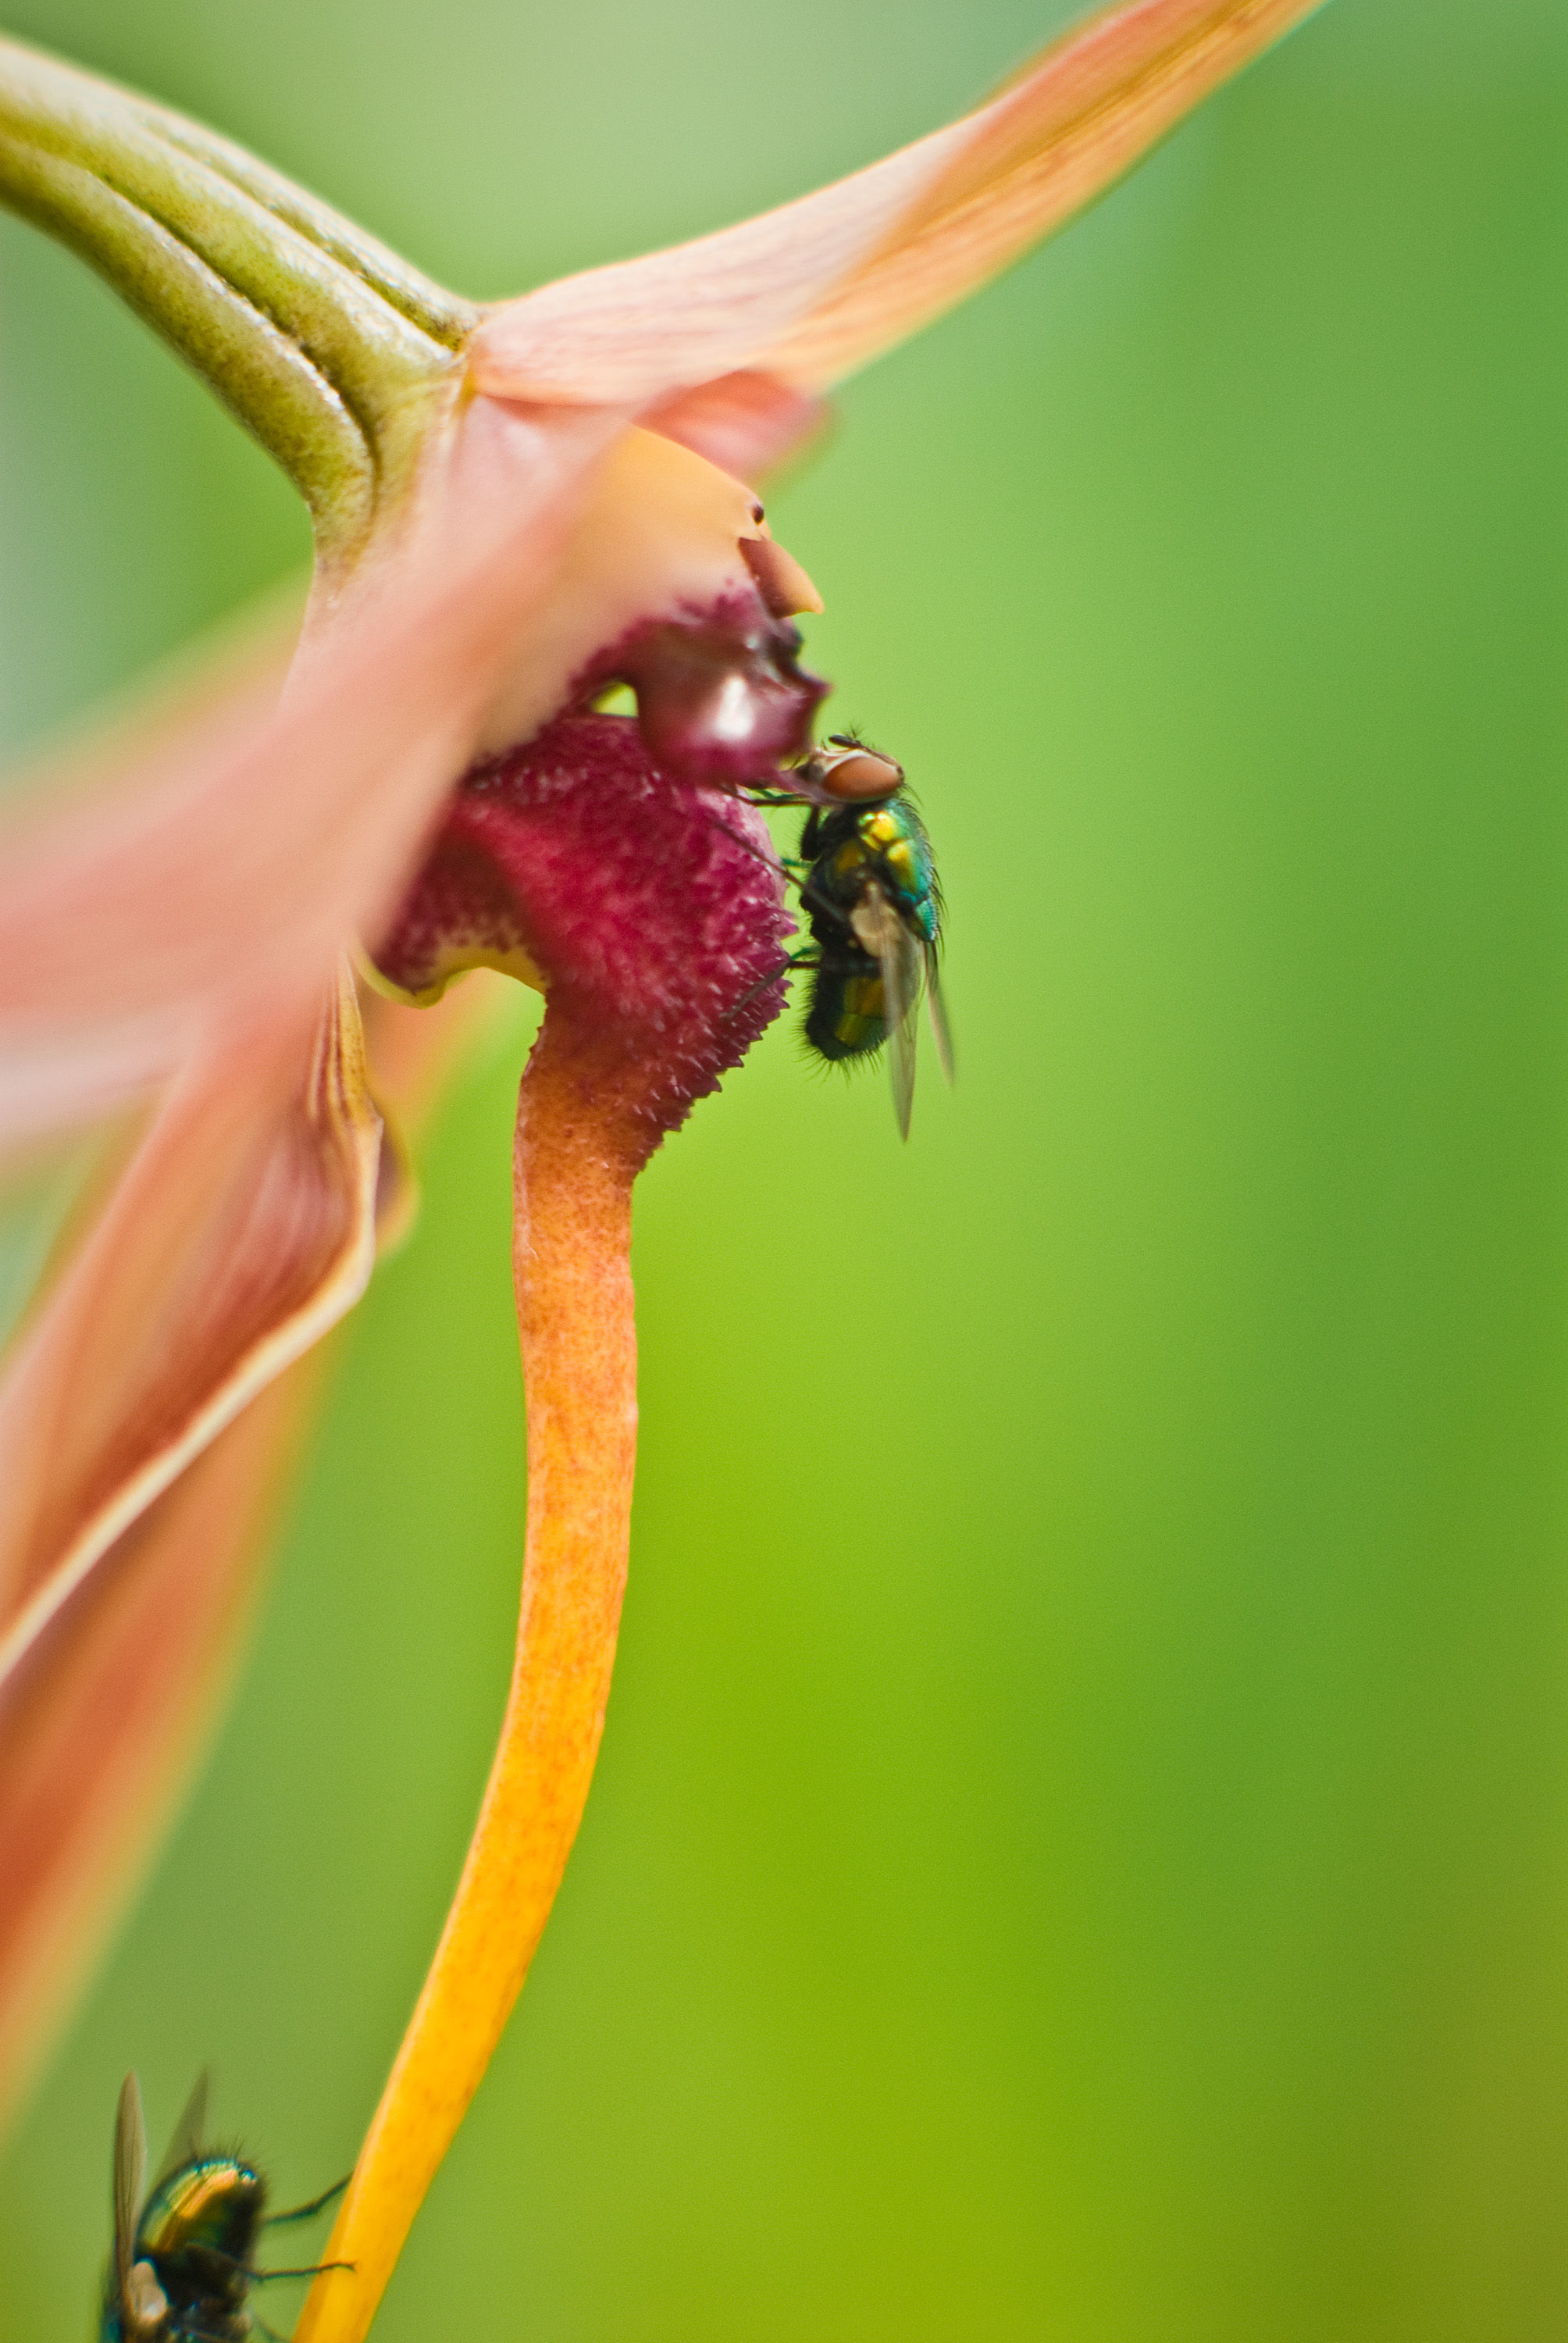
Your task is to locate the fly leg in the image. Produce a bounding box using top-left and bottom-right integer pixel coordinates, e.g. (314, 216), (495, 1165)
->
(211, 2249), (356, 2284)
(700, 811), (810, 887)
(262, 2177), (349, 2227)
(245, 2260), (356, 2282)
(722, 950), (820, 1023)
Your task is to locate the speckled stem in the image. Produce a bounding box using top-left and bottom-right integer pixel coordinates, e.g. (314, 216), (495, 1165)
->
(293, 1012), (645, 2343)
(0, 35), (477, 576)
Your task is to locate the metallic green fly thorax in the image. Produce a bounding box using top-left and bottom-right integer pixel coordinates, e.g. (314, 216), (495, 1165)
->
(804, 797), (941, 947)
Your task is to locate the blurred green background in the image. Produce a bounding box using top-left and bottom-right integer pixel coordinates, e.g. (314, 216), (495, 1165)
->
(2, 0), (1567, 2334)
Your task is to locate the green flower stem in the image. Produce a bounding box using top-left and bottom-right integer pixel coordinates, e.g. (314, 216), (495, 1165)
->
(0, 35), (479, 572)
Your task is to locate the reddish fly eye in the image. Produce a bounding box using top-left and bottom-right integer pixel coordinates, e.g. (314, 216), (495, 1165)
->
(816, 747), (905, 801)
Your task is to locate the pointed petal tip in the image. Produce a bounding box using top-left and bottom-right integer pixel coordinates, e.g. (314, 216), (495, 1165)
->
(470, 0), (1327, 411)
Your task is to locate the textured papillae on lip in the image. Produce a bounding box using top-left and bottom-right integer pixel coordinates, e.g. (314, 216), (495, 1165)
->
(371, 712), (793, 1152)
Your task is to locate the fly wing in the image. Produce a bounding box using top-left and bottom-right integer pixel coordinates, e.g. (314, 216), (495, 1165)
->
(924, 943), (956, 1086)
(113, 2072), (148, 2299)
(877, 910), (923, 1141)
(155, 2070), (210, 2184)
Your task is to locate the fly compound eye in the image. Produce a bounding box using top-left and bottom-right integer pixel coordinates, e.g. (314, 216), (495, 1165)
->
(814, 744), (904, 801)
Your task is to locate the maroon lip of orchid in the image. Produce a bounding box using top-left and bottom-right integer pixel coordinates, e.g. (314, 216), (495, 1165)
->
(372, 710), (795, 1153)
(561, 490), (829, 790)
(582, 605), (826, 789)
(578, 515), (830, 791)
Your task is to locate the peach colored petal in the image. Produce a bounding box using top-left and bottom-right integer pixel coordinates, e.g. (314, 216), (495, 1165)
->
(455, 418), (819, 759)
(470, 130), (959, 407)
(0, 401), (622, 1147)
(470, 0), (1324, 409)
(0, 964), (379, 1682)
(767, 0), (1328, 389)
(0, 958), (519, 2133)
(0, 1353), (325, 2133)
(641, 370), (829, 479)
(0, 408), (825, 1151)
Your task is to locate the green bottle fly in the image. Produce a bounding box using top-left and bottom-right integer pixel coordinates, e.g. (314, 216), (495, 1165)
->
(101, 2075), (345, 2343)
(793, 786), (953, 1136)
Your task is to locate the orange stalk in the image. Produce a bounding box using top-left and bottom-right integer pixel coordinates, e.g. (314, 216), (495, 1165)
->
(295, 1009), (647, 2343)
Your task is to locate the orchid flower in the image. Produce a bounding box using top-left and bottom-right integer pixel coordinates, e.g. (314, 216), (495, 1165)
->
(0, 1), (1325, 2331)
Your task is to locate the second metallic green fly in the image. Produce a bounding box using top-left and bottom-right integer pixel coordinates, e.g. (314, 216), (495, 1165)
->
(102, 2074), (346, 2343)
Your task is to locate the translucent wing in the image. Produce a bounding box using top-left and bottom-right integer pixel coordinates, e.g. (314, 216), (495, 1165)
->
(154, 2070), (210, 2185)
(113, 2072), (149, 2302)
(875, 904), (923, 1141)
(924, 943), (955, 1086)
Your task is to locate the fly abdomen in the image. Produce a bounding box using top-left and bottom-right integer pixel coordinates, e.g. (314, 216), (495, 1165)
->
(804, 954), (887, 1061)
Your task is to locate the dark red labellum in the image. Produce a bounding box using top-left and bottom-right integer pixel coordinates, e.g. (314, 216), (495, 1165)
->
(372, 714), (794, 1151)
(580, 594), (825, 786)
